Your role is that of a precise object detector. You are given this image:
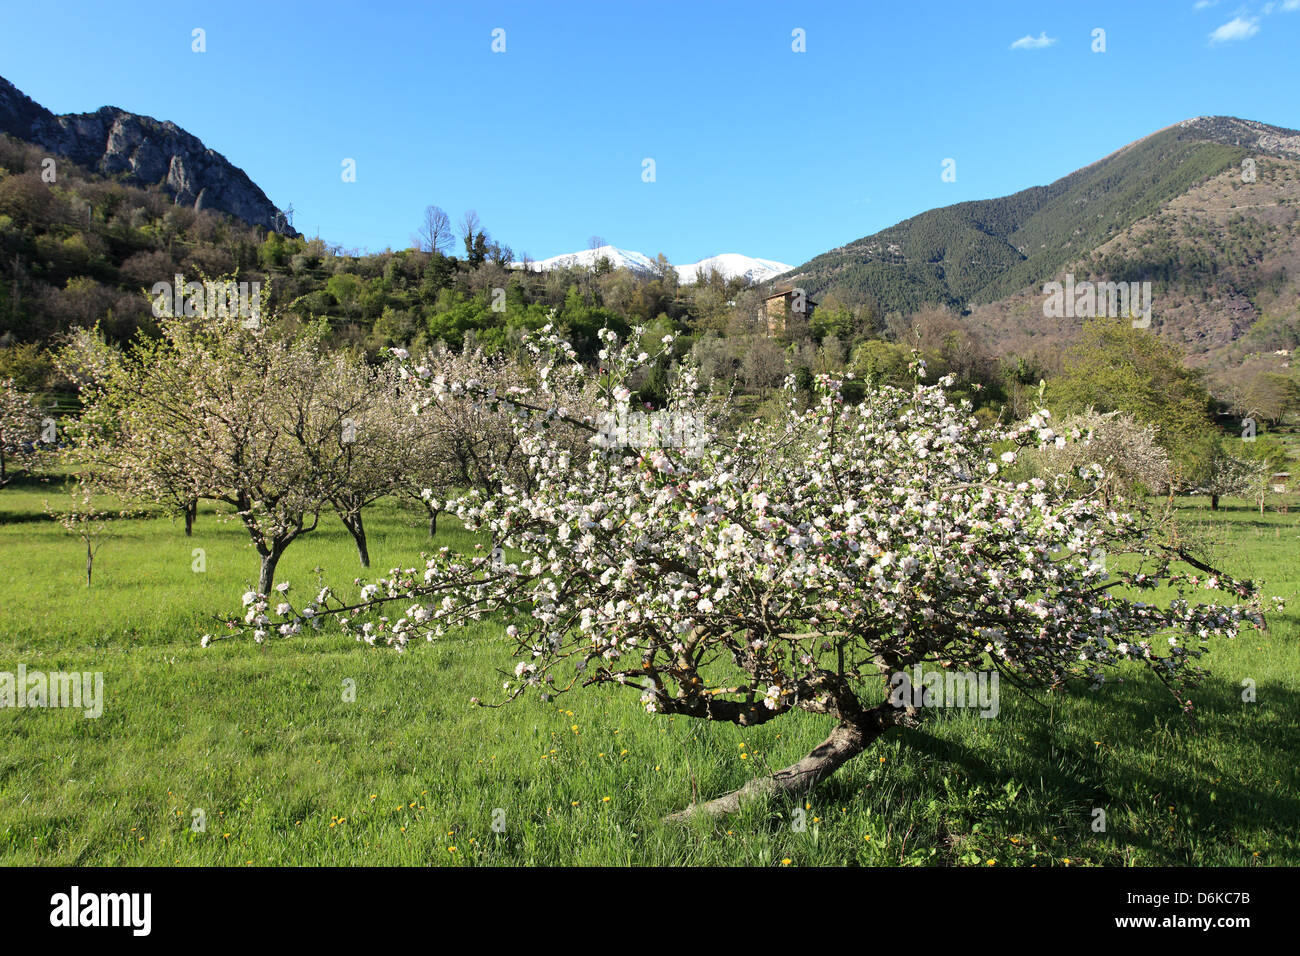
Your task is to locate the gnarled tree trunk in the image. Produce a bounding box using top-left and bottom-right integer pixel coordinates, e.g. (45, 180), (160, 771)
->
(665, 700), (913, 822)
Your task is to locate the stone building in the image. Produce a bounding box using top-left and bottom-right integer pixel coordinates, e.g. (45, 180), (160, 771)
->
(763, 287), (815, 336)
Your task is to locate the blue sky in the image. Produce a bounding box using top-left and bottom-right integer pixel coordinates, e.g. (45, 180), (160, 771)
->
(3, 0), (1298, 265)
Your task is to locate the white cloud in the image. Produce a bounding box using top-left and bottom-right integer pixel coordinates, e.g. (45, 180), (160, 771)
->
(1010, 31), (1058, 50)
(1193, 0), (1220, 9)
(1282, 0), (1300, 11)
(1208, 15), (1261, 41)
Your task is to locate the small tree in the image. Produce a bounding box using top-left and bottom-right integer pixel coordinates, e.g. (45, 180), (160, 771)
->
(1201, 444), (1269, 511)
(1238, 434), (1290, 515)
(45, 482), (135, 587)
(58, 326), (204, 534)
(214, 329), (1270, 820)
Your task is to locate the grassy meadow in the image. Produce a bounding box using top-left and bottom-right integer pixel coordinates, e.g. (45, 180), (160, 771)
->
(1, 474), (1297, 866)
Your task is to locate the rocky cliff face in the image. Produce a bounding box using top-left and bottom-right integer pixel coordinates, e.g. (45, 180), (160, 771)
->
(0, 75), (298, 235)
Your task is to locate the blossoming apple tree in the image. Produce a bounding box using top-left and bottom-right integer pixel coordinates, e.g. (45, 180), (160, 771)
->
(68, 307), (363, 594)
(1033, 407), (1172, 506)
(216, 326), (1269, 819)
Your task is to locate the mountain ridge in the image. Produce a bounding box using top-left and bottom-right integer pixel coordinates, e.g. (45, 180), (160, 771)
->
(0, 74), (297, 236)
(781, 115), (1300, 367)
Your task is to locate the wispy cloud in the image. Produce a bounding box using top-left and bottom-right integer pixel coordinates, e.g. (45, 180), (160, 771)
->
(1282, 0), (1300, 12)
(1208, 15), (1261, 42)
(1010, 31), (1057, 50)
(1193, 0), (1220, 9)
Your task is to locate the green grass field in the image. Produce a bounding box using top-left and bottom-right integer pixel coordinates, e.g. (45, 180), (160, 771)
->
(1, 475), (1297, 866)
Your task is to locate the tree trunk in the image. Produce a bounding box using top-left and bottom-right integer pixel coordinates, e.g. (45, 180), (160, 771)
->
(258, 548), (283, 596)
(664, 702), (908, 822)
(428, 507), (439, 537)
(1210, 493), (1220, 511)
(184, 499), (196, 536)
(85, 541), (93, 587)
(342, 509), (370, 567)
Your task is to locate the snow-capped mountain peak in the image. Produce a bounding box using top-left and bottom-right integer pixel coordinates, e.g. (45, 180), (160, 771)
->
(514, 247), (792, 285)
(674, 253), (793, 285)
(519, 245), (659, 275)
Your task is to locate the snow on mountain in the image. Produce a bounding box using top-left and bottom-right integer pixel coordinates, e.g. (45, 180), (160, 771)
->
(518, 246), (660, 275)
(513, 247), (793, 285)
(674, 253), (793, 285)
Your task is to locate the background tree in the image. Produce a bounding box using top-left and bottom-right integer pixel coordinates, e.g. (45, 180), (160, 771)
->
(459, 210), (488, 266)
(1050, 319), (1219, 493)
(1033, 407), (1172, 507)
(417, 205), (452, 256)
(319, 357), (414, 566)
(1201, 443), (1269, 511)
(0, 376), (41, 487)
(58, 326), (203, 534)
(740, 337), (786, 395)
